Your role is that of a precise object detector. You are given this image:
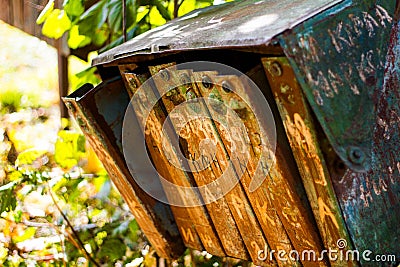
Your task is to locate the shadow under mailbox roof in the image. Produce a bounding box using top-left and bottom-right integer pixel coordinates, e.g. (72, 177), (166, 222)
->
(93, 0), (343, 66)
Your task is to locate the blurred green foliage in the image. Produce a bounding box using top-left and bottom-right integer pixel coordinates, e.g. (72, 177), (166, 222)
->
(36, 0), (217, 92)
(37, 0), (214, 50)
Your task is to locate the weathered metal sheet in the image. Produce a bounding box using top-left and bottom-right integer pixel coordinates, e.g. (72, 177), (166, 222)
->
(323, 13), (400, 266)
(280, 0), (397, 172)
(262, 57), (357, 267)
(93, 0), (343, 66)
(63, 78), (185, 259)
(149, 63), (279, 265)
(119, 64), (226, 257)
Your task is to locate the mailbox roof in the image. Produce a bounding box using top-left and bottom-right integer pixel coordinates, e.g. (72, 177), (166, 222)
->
(93, 0), (342, 65)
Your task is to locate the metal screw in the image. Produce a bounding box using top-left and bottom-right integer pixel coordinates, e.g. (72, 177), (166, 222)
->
(201, 75), (213, 89)
(160, 69), (170, 81)
(268, 61), (282, 77)
(221, 80), (233, 93)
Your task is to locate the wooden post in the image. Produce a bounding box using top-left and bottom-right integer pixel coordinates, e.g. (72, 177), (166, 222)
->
(57, 52), (69, 118)
(0, 0), (11, 22)
(55, 0), (69, 119)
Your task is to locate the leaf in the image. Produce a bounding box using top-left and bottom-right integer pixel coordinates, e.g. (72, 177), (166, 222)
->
(78, 0), (108, 36)
(63, 0), (85, 17)
(13, 227), (36, 243)
(68, 25), (92, 49)
(126, 0), (139, 26)
(36, 0), (54, 24)
(70, 67), (101, 92)
(0, 185), (17, 213)
(92, 24), (109, 46)
(178, 0), (196, 16)
(107, 0), (138, 35)
(107, 0), (123, 34)
(42, 9), (72, 39)
(136, 6), (149, 23)
(128, 219), (140, 242)
(54, 130), (86, 169)
(149, 6), (167, 26)
(15, 149), (47, 168)
(152, 0), (171, 21)
(99, 25), (139, 52)
(0, 243), (8, 263)
(97, 238), (126, 263)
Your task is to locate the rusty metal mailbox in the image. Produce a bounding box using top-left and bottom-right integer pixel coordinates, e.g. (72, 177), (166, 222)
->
(64, 0), (400, 266)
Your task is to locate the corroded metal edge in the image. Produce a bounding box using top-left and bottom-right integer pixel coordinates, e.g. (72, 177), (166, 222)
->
(93, 0), (343, 66)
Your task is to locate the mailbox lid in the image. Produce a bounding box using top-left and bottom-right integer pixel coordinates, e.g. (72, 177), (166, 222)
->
(93, 0), (343, 66)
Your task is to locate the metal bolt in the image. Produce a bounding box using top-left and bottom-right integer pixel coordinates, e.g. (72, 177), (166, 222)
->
(201, 75), (213, 89)
(179, 73), (191, 85)
(160, 69), (170, 81)
(221, 80), (233, 93)
(268, 61), (282, 77)
(347, 146), (365, 165)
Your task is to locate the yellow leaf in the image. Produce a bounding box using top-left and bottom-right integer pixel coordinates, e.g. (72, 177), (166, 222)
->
(68, 25), (91, 49)
(13, 227), (36, 243)
(149, 6), (166, 26)
(15, 148), (47, 168)
(36, 0), (54, 25)
(136, 6), (149, 23)
(42, 9), (72, 39)
(178, 0), (196, 17)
